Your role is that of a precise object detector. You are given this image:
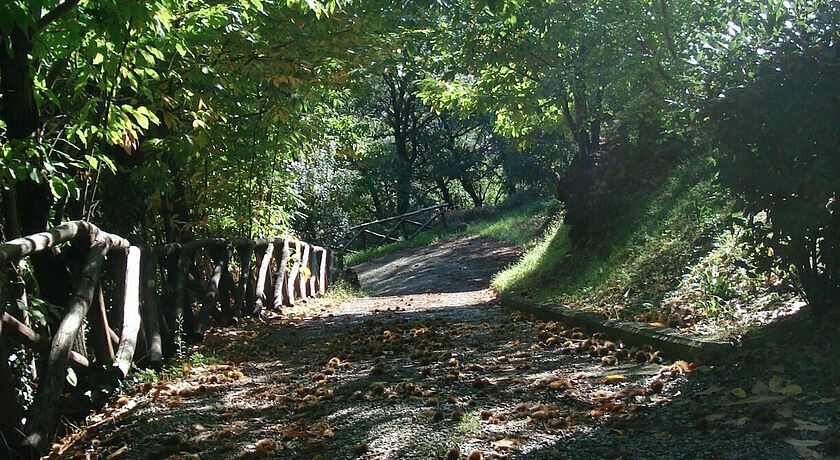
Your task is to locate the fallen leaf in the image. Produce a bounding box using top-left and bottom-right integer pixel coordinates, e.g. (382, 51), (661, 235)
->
(255, 438), (277, 453)
(794, 419), (829, 432)
(769, 375), (785, 393)
(731, 387), (748, 398)
(603, 375), (627, 384)
(776, 403), (795, 418)
(697, 384), (722, 396)
(779, 384), (803, 396)
(648, 322), (667, 328)
(670, 360), (693, 374)
(752, 380), (770, 396)
(492, 438), (523, 452)
(784, 439), (823, 459)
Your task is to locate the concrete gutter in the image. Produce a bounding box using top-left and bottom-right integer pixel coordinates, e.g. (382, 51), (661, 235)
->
(499, 292), (734, 362)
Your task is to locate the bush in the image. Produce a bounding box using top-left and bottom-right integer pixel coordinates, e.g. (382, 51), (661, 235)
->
(708, 45), (840, 322)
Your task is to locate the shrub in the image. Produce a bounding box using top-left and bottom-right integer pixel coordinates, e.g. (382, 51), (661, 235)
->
(708, 45), (840, 323)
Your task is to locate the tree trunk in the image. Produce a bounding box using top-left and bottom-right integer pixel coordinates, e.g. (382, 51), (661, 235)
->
(394, 153), (412, 216)
(458, 175), (483, 208)
(435, 177), (454, 207)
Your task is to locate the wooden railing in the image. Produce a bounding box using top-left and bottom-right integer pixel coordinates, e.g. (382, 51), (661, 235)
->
(339, 204), (450, 254)
(0, 221), (333, 455)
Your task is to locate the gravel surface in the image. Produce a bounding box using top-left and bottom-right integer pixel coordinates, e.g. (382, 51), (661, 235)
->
(56, 236), (832, 460)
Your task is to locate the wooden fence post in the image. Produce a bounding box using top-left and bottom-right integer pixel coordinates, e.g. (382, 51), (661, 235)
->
(113, 246), (142, 377)
(272, 239), (290, 309)
(253, 243), (275, 316)
(24, 232), (127, 453)
(231, 243), (251, 322)
(326, 249), (335, 287)
(89, 284), (115, 365)
(315, 247), (327, 295)
(306, 246), (317, 297)
(172, 248), (195, 341)
(284, 240), (301, 307)
(195, 246), (230, 339)
(296, 243), (310, 301)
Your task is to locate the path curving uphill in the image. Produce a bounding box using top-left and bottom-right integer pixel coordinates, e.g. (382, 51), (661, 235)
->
(59, 235), (798, 459)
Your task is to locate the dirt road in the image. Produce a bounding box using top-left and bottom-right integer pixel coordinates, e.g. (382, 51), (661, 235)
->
(59, 236), (799, 459)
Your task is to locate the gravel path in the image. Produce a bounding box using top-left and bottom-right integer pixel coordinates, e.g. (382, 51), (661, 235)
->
(58, 236), (815, 459)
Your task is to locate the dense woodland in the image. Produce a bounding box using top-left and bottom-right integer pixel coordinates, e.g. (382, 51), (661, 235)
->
(1, 0), (839, 457)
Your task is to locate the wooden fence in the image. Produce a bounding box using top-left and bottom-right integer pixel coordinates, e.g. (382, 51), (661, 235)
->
(339, 204), (449, 254)
(0, 221), (333, 455)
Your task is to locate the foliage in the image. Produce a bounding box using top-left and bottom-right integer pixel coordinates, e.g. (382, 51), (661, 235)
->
(708, 44), (840, 320)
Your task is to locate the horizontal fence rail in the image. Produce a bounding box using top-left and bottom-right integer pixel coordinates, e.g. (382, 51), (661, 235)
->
(339, 204), (450, 256)
(0, 222), (334, 455)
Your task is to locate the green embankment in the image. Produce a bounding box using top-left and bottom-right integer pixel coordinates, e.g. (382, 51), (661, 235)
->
(491, 155), (786, 337)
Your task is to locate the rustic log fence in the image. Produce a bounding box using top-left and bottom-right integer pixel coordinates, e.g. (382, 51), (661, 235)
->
(338, 204), (450, 256)
(0, 221), (334, 455)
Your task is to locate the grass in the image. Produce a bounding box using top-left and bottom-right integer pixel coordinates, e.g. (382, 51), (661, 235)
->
(457, 412), (482, 434)
(492, 155), (746, 330)
(344, 199), (560, 266)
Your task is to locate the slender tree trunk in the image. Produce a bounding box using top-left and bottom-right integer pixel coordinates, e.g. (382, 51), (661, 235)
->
(435, 177), (454, 207)
(458, 175), (483, 208)
(393, 140), (412, 215)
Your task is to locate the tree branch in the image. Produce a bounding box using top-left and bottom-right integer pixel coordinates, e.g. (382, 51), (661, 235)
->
(37, 0), (81, 30)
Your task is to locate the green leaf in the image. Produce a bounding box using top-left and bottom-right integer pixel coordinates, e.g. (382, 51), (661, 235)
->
(85, 154), (99, 169)
(49, 176), (67, 198)
(93, 52), (104, 65)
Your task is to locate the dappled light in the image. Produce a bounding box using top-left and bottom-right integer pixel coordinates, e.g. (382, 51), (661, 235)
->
(2, 0), (838, 458)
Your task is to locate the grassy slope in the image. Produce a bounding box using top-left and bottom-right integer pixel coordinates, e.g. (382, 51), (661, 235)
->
(494, 157), (730, 304)
(345, 199), (560, 266)
(492, 154), (800, 338)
